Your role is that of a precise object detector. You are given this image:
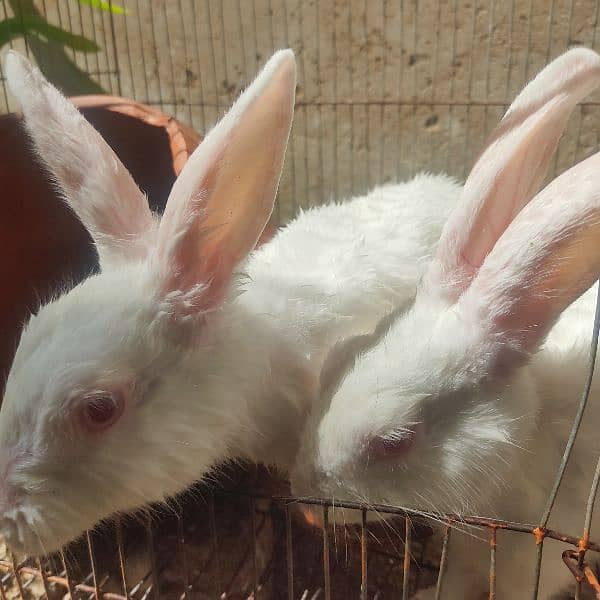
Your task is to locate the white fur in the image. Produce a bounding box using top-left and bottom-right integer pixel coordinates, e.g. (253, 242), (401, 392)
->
(290, 48), (600, 600)
(0, 50), (460, 555)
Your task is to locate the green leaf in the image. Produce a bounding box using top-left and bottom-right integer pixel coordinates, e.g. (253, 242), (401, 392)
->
(0, 18), (28, 49)
(0, 16), (100, 52)
(77, 0), (129, 15)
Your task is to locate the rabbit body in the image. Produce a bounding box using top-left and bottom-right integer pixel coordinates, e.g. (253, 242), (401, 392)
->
(0, 48), (460, 556)
(290, 47), (600, 600)
(416, 286), (600, 599)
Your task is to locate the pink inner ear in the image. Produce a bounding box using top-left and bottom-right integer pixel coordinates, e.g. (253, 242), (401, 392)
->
(369, 424), (423, 461)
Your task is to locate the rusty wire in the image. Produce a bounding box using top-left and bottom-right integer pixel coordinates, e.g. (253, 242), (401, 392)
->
(2, 487), (600, 600)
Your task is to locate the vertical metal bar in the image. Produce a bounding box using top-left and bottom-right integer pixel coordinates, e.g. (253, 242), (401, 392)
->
(96, 0), (113, 92)
(146, 515), (160, 600)
(429, 0), (442, 168)
(349, 0), (355, 192)
(176, 0), (193, 125)
(298, 0), (310, 207)
(378, 0), (387, 183)
(410, 0), (418, 176)
(545, 0), (556, 64)
(251, 498), (259, 600)
(217, 0), (229, 106)
(205, 0), (220, 117)
(363, 0), (371, 188)
(134, 0), (150, 103)
(316, 0), (325, 204)
(483, 0), (495, 144)
(394, 0), (403, 179)
(107, 0), (122, 96)
(266, 0), (281, 223)
(445, 0), (458, 175)
(119, 0), (135, 99)
(73, 0), (92, 87)
(281, 0), (298, 219)
(523, 0), (534, 85)
(574, 564), (583, 600)
(531, 538), (544, 600)
(539, 282), (600, 527)
(489, 528), (497, 600)
(360, 509), (368, 600)
(60, 549), (75, 600)
(37, 557), (51, 599)
(115, 518), (131, 600)
(85, 1), (104, 90)
(285, 505), (294, 600)
(147, 0), (164, 109)
(209, 492), (220, 600)
(504, 0), (514, 102)
(86, 531), (100, 599)
(575, 424), (600, 600)
(552, 0), (573, 176)
(461, 0), (477, 178)
(10, 553), (24, 599)
(249, 0), (259, 74)
(402, 516), (411, 600)
(163, 0), (178, 112)
(56, 0), (73, 61)
(177, 514), (190, 599)
(13, 0), (29, 58)
(434, 525), (452, 600)
(189, 0), (208, 131)
(322, 506), (331, 600)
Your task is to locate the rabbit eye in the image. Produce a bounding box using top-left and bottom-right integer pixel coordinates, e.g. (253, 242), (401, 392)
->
(80, 391), (124, 432)
(369, 424), (422, 461)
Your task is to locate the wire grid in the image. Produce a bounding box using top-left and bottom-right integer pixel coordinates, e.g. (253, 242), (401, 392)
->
(0, 0), (600, 598)
(0, 0), (599, 224)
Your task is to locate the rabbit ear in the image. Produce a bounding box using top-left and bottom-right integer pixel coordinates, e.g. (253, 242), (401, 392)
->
(459, 150), (600, 369)
(426, 48), (600, 302)
(154, 50), (296, 313)
(4, 51), (155, 270)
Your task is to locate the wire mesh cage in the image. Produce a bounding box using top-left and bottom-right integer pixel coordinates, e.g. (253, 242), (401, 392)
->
(1, 1), (600, 599)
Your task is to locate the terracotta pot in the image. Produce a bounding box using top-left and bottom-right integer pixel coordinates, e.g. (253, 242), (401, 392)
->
(0, 96), (201, 388)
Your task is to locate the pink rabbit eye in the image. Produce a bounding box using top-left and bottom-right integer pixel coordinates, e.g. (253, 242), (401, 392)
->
(369, 424), (423, 461)
(80, 391), (124, 432)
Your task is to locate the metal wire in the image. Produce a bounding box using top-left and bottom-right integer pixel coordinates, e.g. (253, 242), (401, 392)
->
(434, 525), (451, 600)
(402, 516), (412, 600)
(360, 509), (368, 600)
(539, 282), (600, 527)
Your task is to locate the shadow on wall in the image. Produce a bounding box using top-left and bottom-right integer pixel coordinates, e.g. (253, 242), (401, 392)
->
(1, 0), (126, 97)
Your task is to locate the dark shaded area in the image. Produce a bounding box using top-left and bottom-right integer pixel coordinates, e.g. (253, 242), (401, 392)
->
(0, 102), (200, 390)
(39, 464), (438, 599)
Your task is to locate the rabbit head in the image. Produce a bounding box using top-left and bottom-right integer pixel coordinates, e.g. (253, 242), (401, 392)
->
(0, 49), (296, 555)
(290, 48), (600, 519)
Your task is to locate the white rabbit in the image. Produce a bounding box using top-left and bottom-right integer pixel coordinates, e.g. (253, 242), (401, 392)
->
(0, 49), (461, 556)
(290, 48), (600, 599)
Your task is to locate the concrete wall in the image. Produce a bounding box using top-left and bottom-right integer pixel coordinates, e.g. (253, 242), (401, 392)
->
(2, 0), (599, 224)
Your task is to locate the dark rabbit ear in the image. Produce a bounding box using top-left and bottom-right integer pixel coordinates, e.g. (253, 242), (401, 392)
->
(5, 51), (155, 270)
(460, 150), (600, 368)
(154, 50), (296, 317)
(425, 48), (600, 302)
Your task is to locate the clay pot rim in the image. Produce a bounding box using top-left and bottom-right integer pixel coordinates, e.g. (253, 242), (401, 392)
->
(71, 94), (199, 177)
